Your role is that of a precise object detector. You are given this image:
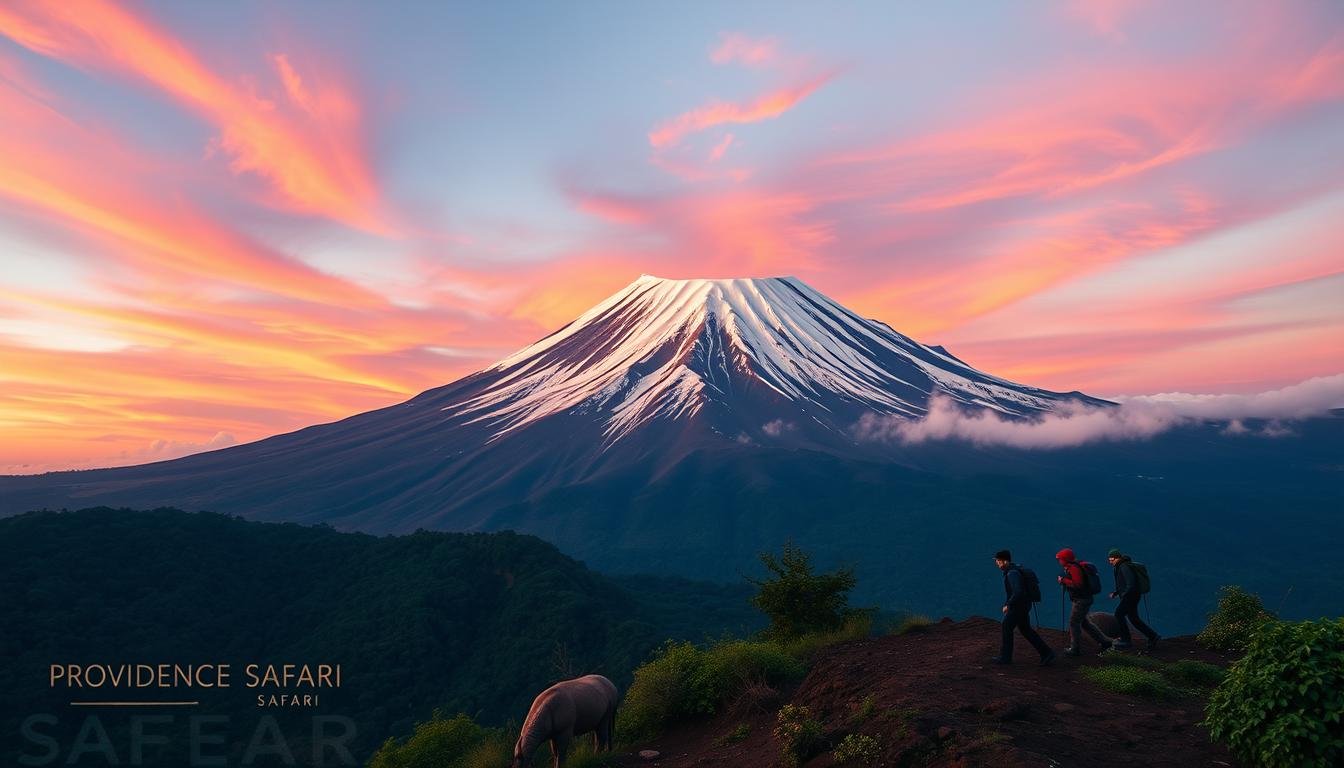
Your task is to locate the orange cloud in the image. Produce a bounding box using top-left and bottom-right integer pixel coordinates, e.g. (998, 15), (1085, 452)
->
(648, 71), (833, 149)
(0, 0), (383, 232)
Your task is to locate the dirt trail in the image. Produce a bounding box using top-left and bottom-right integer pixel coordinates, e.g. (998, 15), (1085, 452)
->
(614, 617), (1237, 767)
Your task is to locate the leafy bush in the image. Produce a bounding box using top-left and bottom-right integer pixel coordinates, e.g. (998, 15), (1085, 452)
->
(1206, 618), (1344, 768)
(849, 694), (877, 723)
(368, 711), (494, 768)
(693, 640), (805, 707)
(1082, 666), (1179, 700)
(891, 614), (933, 635)
(1164, 660), (1225, 688)
(749, 543), (859, 639)
(460, 733), (513, 768)
(774, 704), (824, 767)
(618, 639), (803, 740)
(1197, 585), (1276, 652)
(832, 733), (880, 765)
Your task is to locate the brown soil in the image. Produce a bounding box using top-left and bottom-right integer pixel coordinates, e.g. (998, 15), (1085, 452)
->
(612, 617), (1239, 768)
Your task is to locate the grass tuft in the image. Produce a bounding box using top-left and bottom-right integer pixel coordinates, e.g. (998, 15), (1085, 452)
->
(891, 614), (934, 636)
(1082, 665), (1180, 700)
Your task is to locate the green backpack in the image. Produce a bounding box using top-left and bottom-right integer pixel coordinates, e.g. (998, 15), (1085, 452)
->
(1128, 562), (1151, 595)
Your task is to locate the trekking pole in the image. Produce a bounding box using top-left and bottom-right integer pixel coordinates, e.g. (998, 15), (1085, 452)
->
(1060, 586), (1065, 632)
(1033, 602), (1039, 629)
(1143, 594), (1150, 625)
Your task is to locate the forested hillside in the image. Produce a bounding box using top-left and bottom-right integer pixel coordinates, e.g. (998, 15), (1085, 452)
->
(0, 508), (760, 766)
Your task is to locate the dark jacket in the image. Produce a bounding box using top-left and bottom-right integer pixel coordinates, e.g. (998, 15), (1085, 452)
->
(1113, 557), (1139, 597)
(1002, 564), (1028, 609)
(1059, 560), (1090, 600)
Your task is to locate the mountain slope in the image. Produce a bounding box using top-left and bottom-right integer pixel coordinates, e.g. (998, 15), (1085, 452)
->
(2, 276), (1340, 633)
(0, 275), (1103, 528)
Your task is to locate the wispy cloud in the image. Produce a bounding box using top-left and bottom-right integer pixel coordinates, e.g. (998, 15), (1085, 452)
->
(853, 374), (1344, 449)
(0, 0), (384, 231)
(710, 33), (779, 67)
(648, 71), (833, 150)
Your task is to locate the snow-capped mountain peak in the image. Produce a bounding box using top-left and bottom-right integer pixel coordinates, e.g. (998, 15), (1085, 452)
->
(442, 275), (1103, 444)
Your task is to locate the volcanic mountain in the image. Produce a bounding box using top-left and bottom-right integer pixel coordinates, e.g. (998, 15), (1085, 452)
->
(0, 276), (1100, 524)
(4, 275), (1340, 630)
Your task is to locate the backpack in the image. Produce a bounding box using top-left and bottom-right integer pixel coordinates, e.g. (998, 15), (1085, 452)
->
(1015, 565), (1042, 603)
(1079, 561), (1102, 595)
(1129, 562), (1151, 595)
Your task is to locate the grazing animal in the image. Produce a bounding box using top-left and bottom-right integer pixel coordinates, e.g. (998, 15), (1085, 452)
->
(511, 674), (618, 768)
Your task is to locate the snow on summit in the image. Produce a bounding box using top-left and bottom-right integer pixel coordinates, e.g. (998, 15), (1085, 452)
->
(443, 276), (1107, 445)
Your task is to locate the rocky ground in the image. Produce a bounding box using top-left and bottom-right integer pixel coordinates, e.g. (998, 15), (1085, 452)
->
(612, 617), (1238, 767)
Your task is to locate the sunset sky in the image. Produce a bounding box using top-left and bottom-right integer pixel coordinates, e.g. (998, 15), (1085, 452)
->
(1, 0), (1341, 472)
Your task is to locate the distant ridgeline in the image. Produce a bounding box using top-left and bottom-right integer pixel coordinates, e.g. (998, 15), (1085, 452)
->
(0, 508), (761, 768)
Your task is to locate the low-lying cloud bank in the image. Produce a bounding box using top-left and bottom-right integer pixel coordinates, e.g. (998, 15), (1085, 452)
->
(854, 374), (1344, 449)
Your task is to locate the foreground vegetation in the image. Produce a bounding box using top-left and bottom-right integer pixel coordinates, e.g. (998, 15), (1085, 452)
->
(0, 508), (761, 767)
(1205, 614), (1344, 767)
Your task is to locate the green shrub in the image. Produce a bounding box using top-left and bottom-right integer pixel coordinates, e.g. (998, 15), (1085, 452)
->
(891, 614), (933, 635)
(693, 639), (805, 708)
(849, 694), (877, 723)
(1206, 618), (1344, 768)
(832, 733), (880, 765)
(368, 711), (493, 768)
(618, 641), (704, 740)
(618, 638), (803, 740)
(1164, 660), (1225, 688)
(774, 704), (824, 767)
(1082, 666), (1179, 700)
(459, 733), (513, 768)
(1197, 585), (1276, 652)
(749, 543), (859, 639)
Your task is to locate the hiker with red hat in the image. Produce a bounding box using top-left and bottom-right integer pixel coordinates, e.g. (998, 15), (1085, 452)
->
(1055, 548), (1115, 656)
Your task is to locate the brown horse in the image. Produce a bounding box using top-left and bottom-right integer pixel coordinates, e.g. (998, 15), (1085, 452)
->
(511, 674), (618, 768)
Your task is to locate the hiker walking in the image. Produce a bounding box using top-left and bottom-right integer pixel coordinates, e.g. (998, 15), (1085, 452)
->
(991, 549), (1056, 666)
(1107, 548), (1161, 651)
(1055, 548), (1114, 656)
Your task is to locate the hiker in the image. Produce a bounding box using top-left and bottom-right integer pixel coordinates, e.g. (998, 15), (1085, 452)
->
(991, 549), (1055, 666)
(1055, 548), (1114, 656)
(1106, 548), (1161, 651)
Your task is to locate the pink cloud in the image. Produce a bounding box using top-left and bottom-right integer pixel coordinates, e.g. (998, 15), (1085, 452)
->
(710, 33), (779, 67)
(648, 71), (834, 149)
(709, 132), (736, 162)
(0, 0), (386, 232)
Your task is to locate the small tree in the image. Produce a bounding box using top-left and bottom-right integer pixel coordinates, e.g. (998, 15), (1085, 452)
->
(748, 543), (857, 639)
(1197, 585), (1276, 652)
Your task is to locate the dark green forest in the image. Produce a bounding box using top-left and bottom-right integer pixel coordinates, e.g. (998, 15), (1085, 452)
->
(0, 508), (761, 767)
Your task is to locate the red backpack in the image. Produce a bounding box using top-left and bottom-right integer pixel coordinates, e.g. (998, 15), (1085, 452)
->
(1079, 561), (1102, 595)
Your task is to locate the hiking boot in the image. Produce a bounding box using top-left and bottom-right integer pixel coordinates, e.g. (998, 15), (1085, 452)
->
(1144, 635), (1160, 653)
(1098, 641), (1114, 655)
(1039, 651), (1057, 666)
(990, 657), (1011, 665)
(1064, 646), (1082, 657)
